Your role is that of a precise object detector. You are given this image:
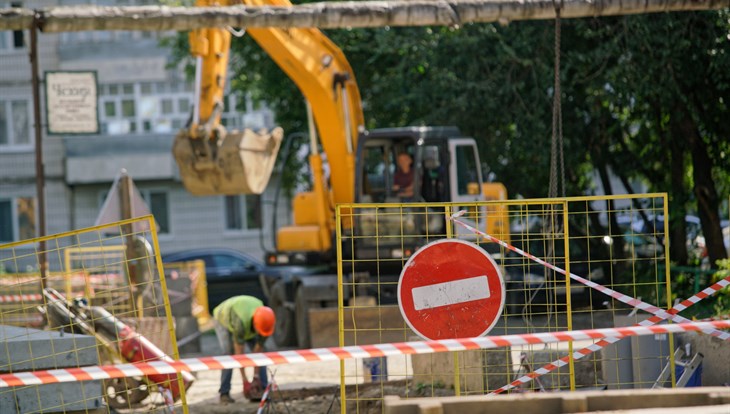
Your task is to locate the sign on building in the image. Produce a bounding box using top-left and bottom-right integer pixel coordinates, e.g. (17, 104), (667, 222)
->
(45, 71), (99, 134)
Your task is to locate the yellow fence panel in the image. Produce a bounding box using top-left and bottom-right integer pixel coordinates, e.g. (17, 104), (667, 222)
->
(0, 216), (190, 414)
(337, 194), (674, 413)
(162, 260), (212, 332)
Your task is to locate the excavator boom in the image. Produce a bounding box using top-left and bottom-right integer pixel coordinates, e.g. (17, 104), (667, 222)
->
(246, 0), (365, 206)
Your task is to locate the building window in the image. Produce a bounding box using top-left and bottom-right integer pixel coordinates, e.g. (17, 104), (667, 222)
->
(11, 101), (29, 145)
(0, 200), (12, 242)
(177, 98), (190, 114)
(141, 190), (170, 234)
(0, 197), (36, 242)
(224, 195), (261, 231)
(225, 195), (243, 230)
(0, 102), (6, 145)
(161, 98), (173, 115)
(121, 99), (135, 117)
(140, 82), (153, 95)
(0, 99), (31, 148)
(104, 101), (116, 117)
(96, 81), (243, 137)
(246, 195), (261, 230)
(12, 28), (23, 48)
(0, 3), (25, 51)
(98, 189), (169, 235)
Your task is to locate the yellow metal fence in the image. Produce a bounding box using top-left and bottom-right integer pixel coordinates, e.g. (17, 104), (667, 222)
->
(0, 216), (188, 414)
(337, 194), (674, 413)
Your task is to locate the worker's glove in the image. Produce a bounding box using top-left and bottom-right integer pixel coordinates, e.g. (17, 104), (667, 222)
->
(243, 377), (263, 401)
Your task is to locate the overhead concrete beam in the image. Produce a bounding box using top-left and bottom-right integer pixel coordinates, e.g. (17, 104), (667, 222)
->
(1, 0), (730, 32)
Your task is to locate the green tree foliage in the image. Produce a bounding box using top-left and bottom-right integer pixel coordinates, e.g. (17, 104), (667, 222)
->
(167, 9), (729, 265)
(563, 12), (730, 265)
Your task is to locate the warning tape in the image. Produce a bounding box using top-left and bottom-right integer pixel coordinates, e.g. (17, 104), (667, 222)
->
(0, 320), (727, 388)
(490, 273), (730, 394)
(450, 211), (729, 339)
(0, 294), (44, 303)
(449, 211), (730, 393)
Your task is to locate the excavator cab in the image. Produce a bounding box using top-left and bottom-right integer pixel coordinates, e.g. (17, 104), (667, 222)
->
(354, 127), (485, 264)
(356, 126), (483, 206)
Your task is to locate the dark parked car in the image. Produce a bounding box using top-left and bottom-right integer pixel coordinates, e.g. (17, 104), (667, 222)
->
(162, 248), (268, 312)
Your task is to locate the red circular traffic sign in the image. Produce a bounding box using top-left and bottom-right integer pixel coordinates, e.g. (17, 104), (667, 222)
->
(397, 239), (505, 341)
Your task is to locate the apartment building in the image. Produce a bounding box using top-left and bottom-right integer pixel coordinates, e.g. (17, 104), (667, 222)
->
(0, 0), (287, 270)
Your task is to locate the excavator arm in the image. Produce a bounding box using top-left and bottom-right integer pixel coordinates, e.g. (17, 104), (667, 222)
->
(173, 0), (285, 196)
(174, 0), (365, 253)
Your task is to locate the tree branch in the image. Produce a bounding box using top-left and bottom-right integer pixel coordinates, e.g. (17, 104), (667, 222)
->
(1, 0), (729, 32)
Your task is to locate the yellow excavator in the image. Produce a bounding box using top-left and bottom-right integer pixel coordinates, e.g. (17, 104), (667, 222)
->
(173, 0), (509, 348)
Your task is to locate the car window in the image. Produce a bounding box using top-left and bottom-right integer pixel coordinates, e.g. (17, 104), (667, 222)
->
(212, 254), (255, 270)
(167, 254), (214, 268)
(199, 256), (215, 268)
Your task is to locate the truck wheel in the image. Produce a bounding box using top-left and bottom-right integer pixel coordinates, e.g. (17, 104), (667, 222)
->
(295, 287), (311, 349)
(270, 282), (296, 347)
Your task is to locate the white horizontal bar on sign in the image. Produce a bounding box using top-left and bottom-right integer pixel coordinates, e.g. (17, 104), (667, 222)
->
(412, 275), (490, 311)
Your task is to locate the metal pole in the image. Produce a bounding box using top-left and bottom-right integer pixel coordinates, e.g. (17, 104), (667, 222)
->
(306, 100), (318, 155)
(193, 56), (202, 126)
(118, 169), (141, 315)
(119, 169), (137, 284)
(30, 17), (47, 290)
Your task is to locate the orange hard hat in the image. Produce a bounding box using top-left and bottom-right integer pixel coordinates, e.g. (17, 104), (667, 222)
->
(252, 306), (276, 337)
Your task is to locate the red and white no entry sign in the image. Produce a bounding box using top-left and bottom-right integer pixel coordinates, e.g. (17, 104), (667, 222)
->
(397, 239), (505, 341)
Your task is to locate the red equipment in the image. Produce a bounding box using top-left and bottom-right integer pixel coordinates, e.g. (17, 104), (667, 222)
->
(86, 305), (195, 401)
(42, 288), (194, 403)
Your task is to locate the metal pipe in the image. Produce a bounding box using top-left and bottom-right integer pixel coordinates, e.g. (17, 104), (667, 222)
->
(193, 56), (203, 126)
(340, 87), (354, 154)
(306, 100), (318, 155)
(30, 18), (47, 289)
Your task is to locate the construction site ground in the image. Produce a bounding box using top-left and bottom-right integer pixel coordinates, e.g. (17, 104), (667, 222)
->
(180, 313), (613, 413)
(182, 333), (412, 413)
(175, 312), (729, 414)
(182, 332), (439, 413)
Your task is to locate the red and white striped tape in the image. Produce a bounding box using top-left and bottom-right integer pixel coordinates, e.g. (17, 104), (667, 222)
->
(0, 294), (44, 303)
(0, 320), (728, 388)
(490, 273), (730, 394)
(450, 211), (729, 340)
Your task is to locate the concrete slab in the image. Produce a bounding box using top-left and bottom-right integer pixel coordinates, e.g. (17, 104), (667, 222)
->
(410, 343), (511, 394)
(1, 382), (105, 413)
(0, 325), (104, 413)
(0, 325), (99, 372)
(309, 306), (412, 348)
(383, 387), (730, 414)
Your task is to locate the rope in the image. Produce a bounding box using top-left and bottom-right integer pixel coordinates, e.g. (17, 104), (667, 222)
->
(549, 0), (566, 199)
(544, 0), (566, 327)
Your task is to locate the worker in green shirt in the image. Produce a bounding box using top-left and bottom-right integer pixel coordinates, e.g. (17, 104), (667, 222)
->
(213, 295), (276, 404)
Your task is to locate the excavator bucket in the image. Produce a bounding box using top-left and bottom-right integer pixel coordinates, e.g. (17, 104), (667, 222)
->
(173, 127), (284, 195)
